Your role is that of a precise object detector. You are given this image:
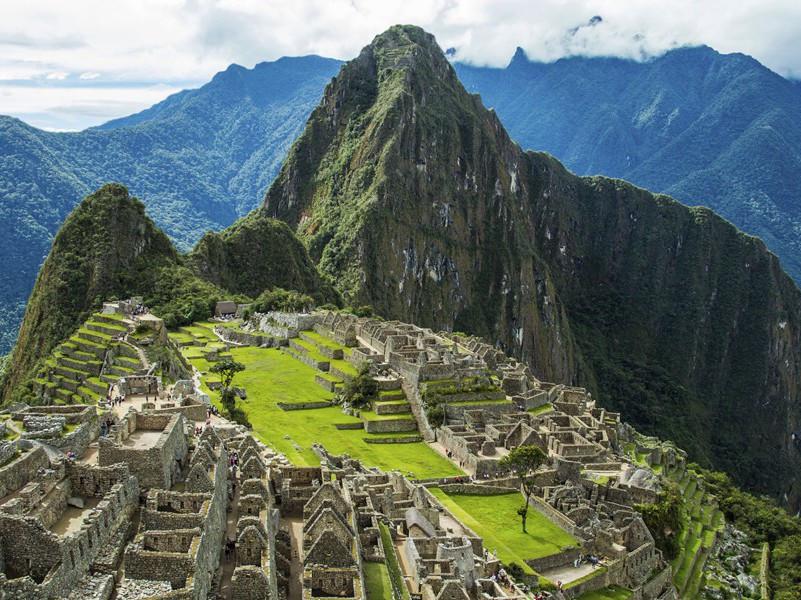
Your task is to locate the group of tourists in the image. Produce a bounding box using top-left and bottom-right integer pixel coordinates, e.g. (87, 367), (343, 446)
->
(224, 538), (236, 560)
(228, 449), (240, 479)
(106, 394), (124, 408)
(573, 553), (600, 569)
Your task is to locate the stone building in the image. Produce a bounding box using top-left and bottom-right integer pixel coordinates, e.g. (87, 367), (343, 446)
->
(98, 409), (189, 490)
(0, 449), (138, 599)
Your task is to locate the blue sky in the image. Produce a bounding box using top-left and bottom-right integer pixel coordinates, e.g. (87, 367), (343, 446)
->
(2, 0), (800, 131)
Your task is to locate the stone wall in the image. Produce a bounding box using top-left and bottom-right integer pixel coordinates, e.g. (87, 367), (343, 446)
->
(0, 473), (138, 600)
(528, 496), (582, 539)
(214, 326), (280, 348)
(265, 312), (321, 331)
(0, 445), (48, 500)
(363, 418), (417, 434)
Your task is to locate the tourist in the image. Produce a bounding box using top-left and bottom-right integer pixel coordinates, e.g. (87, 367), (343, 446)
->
(557, 580), (563, 591)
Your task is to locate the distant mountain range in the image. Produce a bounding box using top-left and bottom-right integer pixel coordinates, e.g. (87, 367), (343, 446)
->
(8, 26), (800, 517)
(0, 55), (340, 353)
(455, 45), (801, 286)
(2, 42), (801, 355)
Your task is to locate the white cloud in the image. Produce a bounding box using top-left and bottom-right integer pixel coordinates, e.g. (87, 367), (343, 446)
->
(45, 71), (69, 80)
(1, 0), (800, 130)
(78, 71), (100, 79)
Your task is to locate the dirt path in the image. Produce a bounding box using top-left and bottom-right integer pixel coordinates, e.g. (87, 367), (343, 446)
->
(284, 517), (304, 599)
(217, 476), (239, 599)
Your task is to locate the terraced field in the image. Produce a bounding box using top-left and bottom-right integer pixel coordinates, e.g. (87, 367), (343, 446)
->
(666, 466), (725, 598)
(182, 328), (459, 477)
(430, 488), (579, 581)
(31, 313), (145, 404)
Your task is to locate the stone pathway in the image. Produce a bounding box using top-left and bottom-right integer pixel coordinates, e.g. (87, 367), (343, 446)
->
(284, 517), (304, 599)
(539, 561), (600, 585)
(429, 441), (473, 476)
(217, 474), (240, 600)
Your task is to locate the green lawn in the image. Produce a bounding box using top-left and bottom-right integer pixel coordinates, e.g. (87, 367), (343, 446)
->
(193, 345), (460, 477)
(576, 585), (632, 600)
(364, 562), (392, 600)
(529, 403), (554, 416)
(430, 490), (578, 574)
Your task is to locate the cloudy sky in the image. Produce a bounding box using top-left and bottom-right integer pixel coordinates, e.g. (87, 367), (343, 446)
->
(3, 0), (800, 130)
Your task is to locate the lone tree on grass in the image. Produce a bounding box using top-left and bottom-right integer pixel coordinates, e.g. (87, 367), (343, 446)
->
(210, 358), (246, 418)
(499, 445), (548, 533)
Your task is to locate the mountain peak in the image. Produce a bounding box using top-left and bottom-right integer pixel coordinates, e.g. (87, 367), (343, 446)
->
(508, 46), (529, 68)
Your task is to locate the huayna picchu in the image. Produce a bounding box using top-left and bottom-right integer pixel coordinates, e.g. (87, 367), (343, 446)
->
(0, 23), (800, 600)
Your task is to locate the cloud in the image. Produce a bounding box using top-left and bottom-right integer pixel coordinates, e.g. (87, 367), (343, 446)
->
(1, 0), (800, 130)
(79, 71), (100, 80)
(0, 32), (85, 49)
(45, 71), (69, 80)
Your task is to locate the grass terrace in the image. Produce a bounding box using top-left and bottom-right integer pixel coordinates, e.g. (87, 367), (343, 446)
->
(363, 562), (393, 600)
(189, 345), (459, 477)
(430, 489), (578, 580)
(301, 329), (352, 356)
(576, 585), (632, 600)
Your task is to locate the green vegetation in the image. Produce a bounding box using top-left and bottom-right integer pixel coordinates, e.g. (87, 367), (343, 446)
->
(430, 489), (577, 571)
(0, 56), (341, 355)
(341, 363), (378, 409)
(565, 567), (607, 589)
(378, 523), (410, 600)
(575, 585), (632, 600)
(363, 562), (393, 600)
(210, 358), (247, 425)
(499, 445), (548, 533)
(191, 345), (459, 476)
(686, 465), (801, 598)
(528, 403), (554, 416)
(251, 288), (314, 313)
(635, 481), (683, 560)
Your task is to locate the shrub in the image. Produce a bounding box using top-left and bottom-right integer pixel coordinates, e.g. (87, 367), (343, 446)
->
(252, 288), (314, 313)
(426, 405), (444, 427)
(341, 363), (377, 409)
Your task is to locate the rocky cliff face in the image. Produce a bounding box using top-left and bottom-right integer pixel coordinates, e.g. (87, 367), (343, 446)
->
(261, 25), (801, 509)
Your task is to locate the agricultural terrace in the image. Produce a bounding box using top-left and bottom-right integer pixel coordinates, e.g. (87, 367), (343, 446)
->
(176, 326), (460, 477)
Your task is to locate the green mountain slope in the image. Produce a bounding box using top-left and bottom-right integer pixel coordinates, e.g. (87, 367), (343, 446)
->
(256, 25), (801, 511)
(2, 183), (335, 400)
(454, 46), (801, 286)
(0, 55), (340, 353)
(189, 210), (338, 301)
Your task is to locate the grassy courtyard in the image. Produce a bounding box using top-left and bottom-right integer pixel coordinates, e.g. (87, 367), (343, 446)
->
(430, 489), (578, 575)
(189, 344), (460, 477)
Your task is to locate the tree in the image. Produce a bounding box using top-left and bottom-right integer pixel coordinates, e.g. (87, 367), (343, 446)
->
(499, 445), (548, 533)
(210, 358), (246, 417)
(635, 481), (683, 560)
(341, 363), (378, 409)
